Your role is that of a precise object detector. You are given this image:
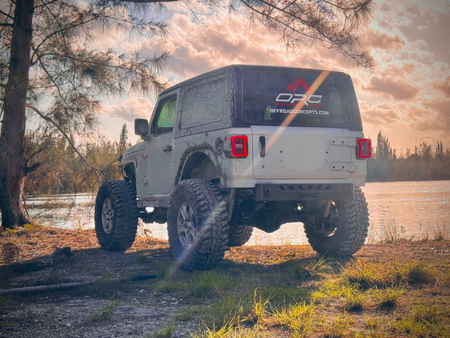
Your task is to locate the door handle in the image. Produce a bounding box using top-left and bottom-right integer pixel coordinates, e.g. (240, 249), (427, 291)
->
(163, 145), (172, 152)
(259, 136), (266, 157)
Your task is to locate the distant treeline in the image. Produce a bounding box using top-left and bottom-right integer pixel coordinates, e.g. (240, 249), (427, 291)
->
(366, 131), (450, 182)
(24, 128), (450, 195)
(24, 124), (130, 195)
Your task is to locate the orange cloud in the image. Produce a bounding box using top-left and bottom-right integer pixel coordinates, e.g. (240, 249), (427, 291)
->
(433, 76), (450, 97)
(362, 77), (419, 100)
(365, 31), (406, 50)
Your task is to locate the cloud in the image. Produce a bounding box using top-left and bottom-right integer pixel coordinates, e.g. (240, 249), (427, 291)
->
(360, 101), (401, 125)
(362, 77), (419, 100)
(93, 1), (450, 153)
(433, 76), (450, 97)
(102, 97), (154, 122)
(415, 100), (450, 131)
(365, 31), (406, 50)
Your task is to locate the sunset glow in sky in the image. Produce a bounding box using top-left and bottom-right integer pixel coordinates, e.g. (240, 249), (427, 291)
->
(99, 0), (450, 155)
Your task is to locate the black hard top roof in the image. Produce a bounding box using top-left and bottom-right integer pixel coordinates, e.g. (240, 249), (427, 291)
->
(159, 64), (348, 96)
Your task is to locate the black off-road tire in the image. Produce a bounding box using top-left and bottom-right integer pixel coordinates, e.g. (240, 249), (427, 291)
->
(167, 179), (229, 270)
(228, 222), (253, 247)
(95, 180), (138, 251)
(304, 187), (369, 256)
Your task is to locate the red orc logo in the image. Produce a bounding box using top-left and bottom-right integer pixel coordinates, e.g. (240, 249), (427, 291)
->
(275, 76), (322, 107)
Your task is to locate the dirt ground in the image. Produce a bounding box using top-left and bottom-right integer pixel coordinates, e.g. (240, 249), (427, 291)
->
(0, 227), (203, 337)
(1, 226), (449, 338)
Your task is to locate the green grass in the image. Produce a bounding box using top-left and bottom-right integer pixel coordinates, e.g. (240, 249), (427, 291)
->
(4, 226), (450, 338)
(189, 271), (234, 299)
(174, 307), (195, 321)
(200, 293), (249, 329)
(272, 302), (316, 333)
(342, 260), (375, 288)
(380, 219), (406, 243)
(79, 275), (118, 298)
(90, 300), (119, 322)
(0, 320), (12, 328)
(289, 255), (332, 280)
(389, 303), (450, 337)
(146, 321), (176, 338)
(322, 312), (354, 338)
(258, 287), (310, 308)
(392, 260), (436, 284)
(373, 286), (405, 308)
(341, 287), (369, 311)
(0, 295), (11, 307)
(136, 253), (151, 264)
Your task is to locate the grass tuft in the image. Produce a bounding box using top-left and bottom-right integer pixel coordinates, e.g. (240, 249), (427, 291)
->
(0, 294), (11, 307)
(136, 253), (150, 264)
(380, 220), (406, 243)
(342, 260), (374, 288)
(192, 317), (238, 338)
(245, 289), (271, 325)
(90, 300), (119, 322)
(189, 271), (234, 298)
(200, 293), (250, 329)
(373, 286), (405, 308)
(289, 255), (332, 280)
(390, 303), (450, 337)
(392, 260), (436, 284)
(174, 307), (195, 321)
(272, 302), (316, 333)
(341, 287), (369, 311)
(146, 320), (176, 338)
(258, 287), (310, 308)
(322, 312), (353, 338)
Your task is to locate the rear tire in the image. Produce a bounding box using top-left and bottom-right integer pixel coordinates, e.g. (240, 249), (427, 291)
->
(304, 187), (369, 256)
(228, 222), (253, 247)
(94, 180), (138, 251)
(167, 179), (229, 270)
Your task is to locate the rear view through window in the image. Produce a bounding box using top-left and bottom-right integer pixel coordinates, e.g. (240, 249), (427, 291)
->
(242, 68), (361, 130)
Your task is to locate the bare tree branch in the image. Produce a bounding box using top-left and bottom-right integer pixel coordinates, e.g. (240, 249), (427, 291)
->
(0, 9), (14, 20)
(25, 103), (100, 172)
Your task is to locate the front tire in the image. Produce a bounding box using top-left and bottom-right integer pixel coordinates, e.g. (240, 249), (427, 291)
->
(167, 179), (228, 270)
(304, 187), (369, 256)
(94, 180), (138, 251)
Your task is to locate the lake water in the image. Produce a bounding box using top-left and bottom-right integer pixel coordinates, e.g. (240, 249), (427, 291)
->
(12, 180), (450, 245)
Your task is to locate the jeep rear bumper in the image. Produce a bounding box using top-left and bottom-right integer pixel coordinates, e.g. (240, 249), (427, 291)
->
(255, 183), (353, 202)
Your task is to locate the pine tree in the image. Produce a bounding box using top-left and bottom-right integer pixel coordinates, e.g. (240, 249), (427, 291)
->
(0, 0), (375, 228)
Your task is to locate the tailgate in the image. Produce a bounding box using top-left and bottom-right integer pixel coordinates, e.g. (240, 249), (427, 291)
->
(252, 126), (355, 180)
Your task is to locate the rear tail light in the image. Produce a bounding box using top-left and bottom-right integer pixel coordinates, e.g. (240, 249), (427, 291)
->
(230, 135), (248, 157)
(357, 139), (371, 159)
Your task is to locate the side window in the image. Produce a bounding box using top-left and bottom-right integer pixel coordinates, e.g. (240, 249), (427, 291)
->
(179, 78), (226, 129)
(152, 95), (177, 135)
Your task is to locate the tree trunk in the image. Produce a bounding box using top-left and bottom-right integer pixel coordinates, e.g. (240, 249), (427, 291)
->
(0, 0), (34, 228)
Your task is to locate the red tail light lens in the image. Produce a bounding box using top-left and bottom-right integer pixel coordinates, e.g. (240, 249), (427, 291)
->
(357, 139), (372, 158)
(231, 135), (248, 157)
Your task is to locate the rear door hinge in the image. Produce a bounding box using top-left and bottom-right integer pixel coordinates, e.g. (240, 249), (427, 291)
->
(330, 162), (357, 173)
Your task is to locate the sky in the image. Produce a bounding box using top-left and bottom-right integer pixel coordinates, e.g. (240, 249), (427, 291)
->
(99, 0), (450, 155)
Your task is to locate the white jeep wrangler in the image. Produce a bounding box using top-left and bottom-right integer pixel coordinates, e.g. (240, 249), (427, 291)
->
(94, 65), (371, 270)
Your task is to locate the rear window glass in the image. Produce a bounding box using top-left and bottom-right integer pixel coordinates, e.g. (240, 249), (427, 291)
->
(242, 68), (360, 129)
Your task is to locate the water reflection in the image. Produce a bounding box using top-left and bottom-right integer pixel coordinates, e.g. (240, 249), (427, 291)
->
(3, 181), (449, 245)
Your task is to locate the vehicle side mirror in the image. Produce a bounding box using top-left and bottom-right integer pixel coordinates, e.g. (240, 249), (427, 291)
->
(134, 119), (149, 136)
